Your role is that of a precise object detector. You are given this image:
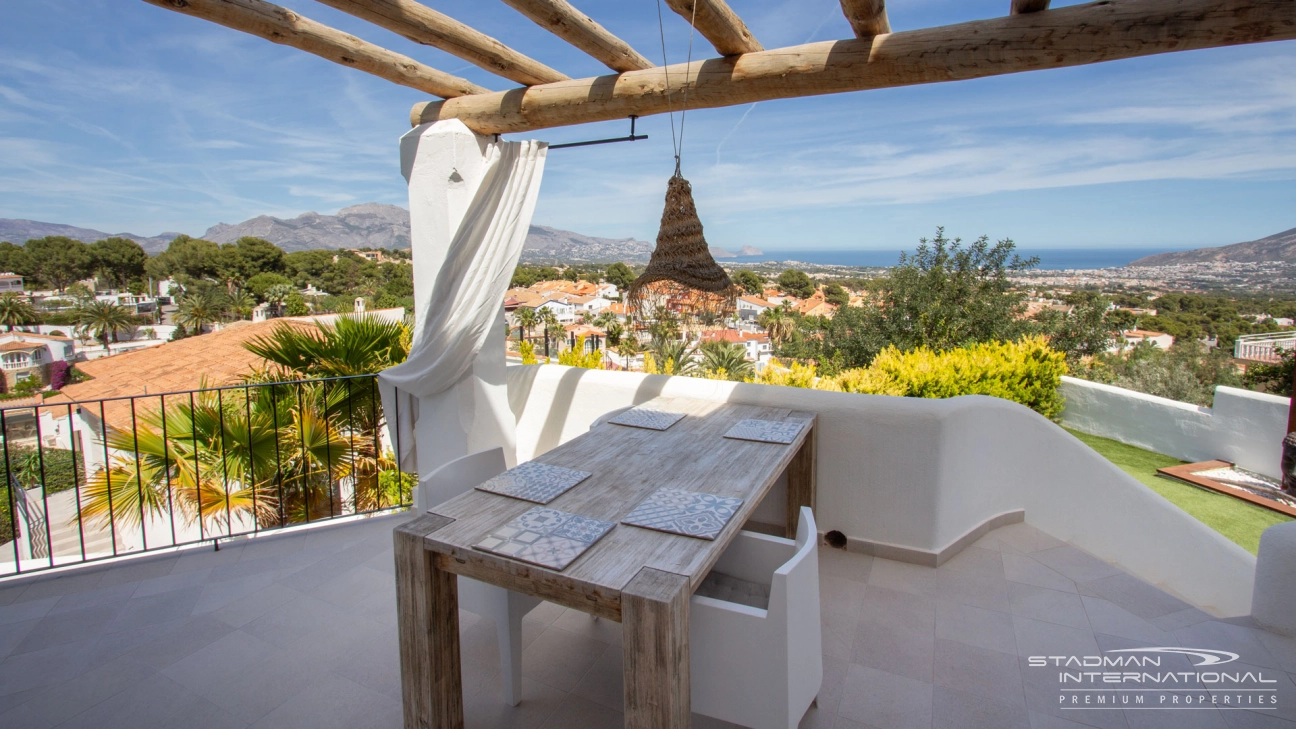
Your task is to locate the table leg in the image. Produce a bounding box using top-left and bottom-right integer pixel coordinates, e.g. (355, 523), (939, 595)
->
(395, 514), (463, 729)
(622, 567), (691, 729)
(786, 424), (817, 539)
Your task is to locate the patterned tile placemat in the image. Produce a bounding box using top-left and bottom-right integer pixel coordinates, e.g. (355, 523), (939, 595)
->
(474, 461), (592, 504)
(621, 487), (744, 541)
(474, 507), (615, 571)
(722, 418), (805, 445)
(607, 407), (686, 431)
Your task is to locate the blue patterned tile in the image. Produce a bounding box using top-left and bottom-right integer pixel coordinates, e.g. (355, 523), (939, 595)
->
(474, 461), (592, 504)
(607, 407), (686, 431)
(723, 418), (805, 444)
(474, 507), (615, 570)
(621, 488), (744, 541)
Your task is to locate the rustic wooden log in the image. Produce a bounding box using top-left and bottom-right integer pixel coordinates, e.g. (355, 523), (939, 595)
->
(313, 0), (566, 85)
(394, 513), (462, 729)
(787, 415), (818, 540)
(1011, 0), (1052, 14)
(141, 0), (488, 98)
(664, 0), (763, 56)
(622, 567), (691, 729)
(840, 0), (891, 37)
(411, 0), (1296, 133)
(499, 0), (654, 72)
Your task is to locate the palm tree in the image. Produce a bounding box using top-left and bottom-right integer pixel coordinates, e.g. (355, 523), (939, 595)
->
(759, 306), (794, 345)
(700, 341), (754, 381)
(515, 307), (537, 342)
(78, 382), (356, 533)
(76, 300), (134, 349)
(243, 315), (409, 378)
(0, 294), (36, 332)
(263, 284), (294, 317)
(225, 288), (256, 320)
(649, 338), (697, 376)
(605, 322), (624, 347)
(243, 315), (412, 510)
(175, 292), (222, 334)
(539, 308), (561, 357)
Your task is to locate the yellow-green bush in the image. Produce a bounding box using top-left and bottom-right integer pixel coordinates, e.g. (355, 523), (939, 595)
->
(519, 341), (539, 365)
(557, 336), (603, 369)
(839, 337), (1067, 419)
(746, 337), (1067, 419)
(750, 360), (831, 389)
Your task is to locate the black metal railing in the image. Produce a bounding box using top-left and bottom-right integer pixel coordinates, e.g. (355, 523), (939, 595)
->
(0, 374), (411, 577)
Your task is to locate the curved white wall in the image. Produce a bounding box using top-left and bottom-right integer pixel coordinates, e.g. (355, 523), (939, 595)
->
(507, 364), (1256, 616)
(1060, 377), (1289, 479)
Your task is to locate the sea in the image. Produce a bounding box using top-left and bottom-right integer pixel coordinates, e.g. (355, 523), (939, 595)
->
(727, 248), (1180, 271)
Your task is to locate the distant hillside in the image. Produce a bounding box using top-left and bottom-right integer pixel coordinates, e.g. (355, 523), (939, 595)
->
(204, 203), (410, 251)
(1131, 227), (1296, 266)
(0, 219), (179, 253)
(2, 204), (698, 263)
(522, 224), (654, 263)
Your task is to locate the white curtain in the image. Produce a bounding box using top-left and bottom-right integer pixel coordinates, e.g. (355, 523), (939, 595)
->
(379, 137), (548, 471)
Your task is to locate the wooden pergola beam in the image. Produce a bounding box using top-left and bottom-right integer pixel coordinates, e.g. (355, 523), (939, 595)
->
(664, 0), (763, 56)
(313, 0), (567, 86)
(143, 0), (488, 98)
(412, 0), (1296, 134)
(840, 0), (891, 38)
(1011, 0), (1051, 14)
(499, 0), (654, 73)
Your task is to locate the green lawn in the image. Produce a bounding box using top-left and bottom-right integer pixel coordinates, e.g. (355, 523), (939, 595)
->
(1065, 428), (1291, 555)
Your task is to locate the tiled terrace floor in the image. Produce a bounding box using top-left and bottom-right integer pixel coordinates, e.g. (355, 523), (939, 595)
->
(0, 513), (1293, 729)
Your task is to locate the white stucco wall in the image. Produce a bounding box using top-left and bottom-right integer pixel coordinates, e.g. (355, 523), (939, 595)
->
(506, 365), (1256, 616)
(1060, 376), (1289, 478)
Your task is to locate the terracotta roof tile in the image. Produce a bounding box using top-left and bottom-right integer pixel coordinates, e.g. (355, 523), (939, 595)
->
(46, 318), (319, 429)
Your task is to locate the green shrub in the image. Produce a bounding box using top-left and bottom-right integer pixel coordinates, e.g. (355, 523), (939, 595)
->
(837, 336), (1067, 419)
(750, 337), (1068, 419)
(0, 447), (82, 544)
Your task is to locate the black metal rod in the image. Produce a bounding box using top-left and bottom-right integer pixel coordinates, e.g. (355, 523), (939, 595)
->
(298, 383), (310, 523)
(2, 409), (20, 572)
(323, 381), (334, 519)
(190, 391), (203, 543)
(548, 116), (646, 150)
(129, 398), (148, 552)
(217, 389), (232, 537)
(160, 394), (177, 547)
(346, 379), (358, 515)
(68, 404), (85, 563)
(33, 406), (53, 565)
(271, 382), (284, 527)
(245, 385), (256, 534)
(99, 401), (117, 556)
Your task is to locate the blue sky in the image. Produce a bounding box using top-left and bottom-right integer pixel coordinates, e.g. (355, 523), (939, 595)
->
(2, 0), (1295, 251)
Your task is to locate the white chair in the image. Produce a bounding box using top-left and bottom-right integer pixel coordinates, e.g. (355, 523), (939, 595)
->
(689, 506), (823, 729)
(418, 447), (541, 706)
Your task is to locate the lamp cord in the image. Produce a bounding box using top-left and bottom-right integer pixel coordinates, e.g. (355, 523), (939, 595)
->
(655, 0), (699, 177)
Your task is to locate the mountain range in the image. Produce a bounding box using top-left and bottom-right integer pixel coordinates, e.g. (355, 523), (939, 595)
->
(0, 203), (762, 263)
(1129, 226), (1296, 266)
(0, 219), (180, 253)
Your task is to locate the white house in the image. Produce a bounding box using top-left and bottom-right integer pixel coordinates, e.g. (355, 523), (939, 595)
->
(1119, 329), (1175, 350)
(0, 273), (24, 294)
(698, 329), (774, 364)
(95, 292), (156, 314)
(736, 295), (775, 322)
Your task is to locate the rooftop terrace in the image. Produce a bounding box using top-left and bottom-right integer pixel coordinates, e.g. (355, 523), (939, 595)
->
(1, 513), (1292, 729)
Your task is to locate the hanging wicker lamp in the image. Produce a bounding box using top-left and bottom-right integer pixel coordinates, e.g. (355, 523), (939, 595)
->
(627, 173), (737, 319)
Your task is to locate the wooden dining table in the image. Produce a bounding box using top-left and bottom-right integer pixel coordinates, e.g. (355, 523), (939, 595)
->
(394, 395), (817, 729)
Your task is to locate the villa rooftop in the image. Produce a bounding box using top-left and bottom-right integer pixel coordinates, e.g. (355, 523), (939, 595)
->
(1, 513), (1292, 729)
